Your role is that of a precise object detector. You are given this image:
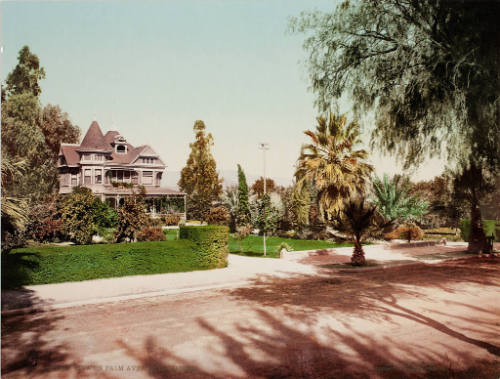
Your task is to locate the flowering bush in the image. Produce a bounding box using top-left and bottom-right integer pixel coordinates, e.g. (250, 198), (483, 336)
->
(136, 226), (166, 241)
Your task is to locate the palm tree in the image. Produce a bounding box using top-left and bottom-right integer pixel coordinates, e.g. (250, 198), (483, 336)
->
(295, 113), (373, 220)
(372, 174), (428, 229)
(1, 153), (28, 248)
(337, 198), (378, 266)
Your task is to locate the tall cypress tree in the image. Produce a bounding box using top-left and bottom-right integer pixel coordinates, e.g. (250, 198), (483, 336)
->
(236, 164), (251, 226)
(178, 120), (222, 221)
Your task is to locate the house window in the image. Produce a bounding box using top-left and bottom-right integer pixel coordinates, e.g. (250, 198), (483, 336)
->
(84, 169), (92, 185)
(71, 175), (78, 186)
(94, 154), (103, 161)
(124, 171), (130, 182)
(60, 174), (69, 187)
(142, 171), (153, 185)
(117, 171), (123, 182)
(95, 169), (102, 184)
(116, 145), (126, 154)
(132, 172), (139, 184)
(82, 153), (92, 161)
(156, 172), (162, 187)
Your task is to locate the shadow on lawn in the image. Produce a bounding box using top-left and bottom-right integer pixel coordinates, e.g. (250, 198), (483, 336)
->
(1, 250), (40, 289)
(118, 309), (500, 378)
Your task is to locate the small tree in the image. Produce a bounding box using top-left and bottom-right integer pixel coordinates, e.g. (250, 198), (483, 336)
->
(251, 177), (276, 198)
(59, 187), (97, 245)
(206, 206), (230, 226)
(178, 120), (222, 221)
(114, 191), (148, 243)
(236, 164), (251, 225)
(336, 198), (378, 266)
(255, 194), (279, 236)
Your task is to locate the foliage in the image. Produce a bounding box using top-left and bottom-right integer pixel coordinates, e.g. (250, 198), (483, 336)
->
(205, 206), (231, 226)
(233, 224), (252, 253)
(162, 213), (182, 226)
(221, 185), (239, 231)
(40, 104), (80, 155)
(335, 197), (379, 266)
(295, 113), (373, 220)
(137, 226), (166, 242)
(411, 174), (466, 228)
(2, 46), (80, 202)
(5, 45), (46, 97)
(276, 242), (293, 254)
(291, 1), (500, 170)
(178, 120), (222, 221)
(251, 177), (276, 197)
(93, 199), (117, 228)
(2, 240), (212, 287)
(236, 164), (251, 225)
(25, 201), (63, 242)
(386, 224), (424, 243)
(292, 2), (500, 252)
(59, 187), (98, 245)
(255, 194), (280, 235)
(372, 174), (428, 225)
(179, 225), (229, 268)
(459, 219), (499, 243)
(114, 191), (149, 243)
(1, 153), (28, 249)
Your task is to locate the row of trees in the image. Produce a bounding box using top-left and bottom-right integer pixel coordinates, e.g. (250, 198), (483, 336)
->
(1, 46), (81, 249)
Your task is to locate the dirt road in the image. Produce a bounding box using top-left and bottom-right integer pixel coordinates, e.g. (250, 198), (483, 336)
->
(2, 256), (500, 378)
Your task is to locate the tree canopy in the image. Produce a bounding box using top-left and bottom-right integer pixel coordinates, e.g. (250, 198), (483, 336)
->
(291, 1), (500, 170)
(178, 120), (223, 221)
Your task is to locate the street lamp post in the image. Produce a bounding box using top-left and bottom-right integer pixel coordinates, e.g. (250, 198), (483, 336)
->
(259, 142), (269, 256)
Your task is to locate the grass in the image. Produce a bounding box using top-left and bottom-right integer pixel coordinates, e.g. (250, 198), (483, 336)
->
(2, 240), (216, 287)
(229, 235), (353, 258)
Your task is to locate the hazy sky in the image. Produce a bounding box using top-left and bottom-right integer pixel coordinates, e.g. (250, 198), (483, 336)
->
(1, 0), (444, 186)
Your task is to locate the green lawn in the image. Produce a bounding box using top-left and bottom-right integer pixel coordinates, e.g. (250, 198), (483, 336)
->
(229, 235), (353, 258)
(2, 240), (217, 287)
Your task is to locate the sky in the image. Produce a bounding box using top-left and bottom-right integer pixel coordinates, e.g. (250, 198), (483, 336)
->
(1, 0), (445, 187)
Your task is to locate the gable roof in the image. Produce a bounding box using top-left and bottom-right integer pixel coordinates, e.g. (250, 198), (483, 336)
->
(59, 145), (80, 166)
(79, 121), (111, 152)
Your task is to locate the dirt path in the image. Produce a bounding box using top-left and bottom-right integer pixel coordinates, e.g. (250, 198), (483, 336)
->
(2, 256), (500, 378)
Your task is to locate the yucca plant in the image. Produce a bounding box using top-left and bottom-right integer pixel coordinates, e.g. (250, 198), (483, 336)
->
(295, 113), (373, 221)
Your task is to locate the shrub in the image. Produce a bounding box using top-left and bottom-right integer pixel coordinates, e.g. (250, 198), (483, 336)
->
(59, 187), (98, 245)
(205, 206), (230, 226)
(162, 214), (182, 226)
(25, 202), (64, 242)
(385, 224), (424, 242)
(137, 226), (166, 241)
(276, 242), (293, 253)
(179, 225), (229, 268)
(459, 219), (499, 242)
(114, 195), (149, 242)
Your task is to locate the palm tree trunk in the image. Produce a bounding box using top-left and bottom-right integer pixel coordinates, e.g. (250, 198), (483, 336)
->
(468, 196), (487, 253)
(351, 237), (366, 266)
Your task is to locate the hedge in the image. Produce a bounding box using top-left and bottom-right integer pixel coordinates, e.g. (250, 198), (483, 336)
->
(179, 225), (229, 268)
(459, 219), (499, 242)
(2, 240), (210, 287)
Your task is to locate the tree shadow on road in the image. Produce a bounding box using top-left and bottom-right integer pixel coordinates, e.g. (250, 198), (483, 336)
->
(118, 308), (500, 378)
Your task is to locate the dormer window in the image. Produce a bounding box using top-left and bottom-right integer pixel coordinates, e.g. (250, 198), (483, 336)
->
(116, 145), (127, 154)
(114, 135), (128, 154)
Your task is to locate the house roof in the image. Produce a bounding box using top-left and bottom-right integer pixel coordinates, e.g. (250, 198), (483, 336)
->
(59, 145), (80, 166)
(79, 121), (112, 152)
(59, 121), (165, 167)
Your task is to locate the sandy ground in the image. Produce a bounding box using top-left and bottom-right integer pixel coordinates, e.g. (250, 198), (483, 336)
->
(2, 255), (499, 378)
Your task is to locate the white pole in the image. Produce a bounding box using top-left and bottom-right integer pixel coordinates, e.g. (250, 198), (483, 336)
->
(259, 143), (269, 256)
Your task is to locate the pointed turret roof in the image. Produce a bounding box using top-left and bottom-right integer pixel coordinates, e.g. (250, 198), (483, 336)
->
(78, 121), (112, 152)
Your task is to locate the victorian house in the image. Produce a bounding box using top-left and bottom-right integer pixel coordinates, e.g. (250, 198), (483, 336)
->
(58, 121), (186, 217)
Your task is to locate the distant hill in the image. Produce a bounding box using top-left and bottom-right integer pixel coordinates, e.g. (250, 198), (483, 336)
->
(162, 170), (292, 190)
